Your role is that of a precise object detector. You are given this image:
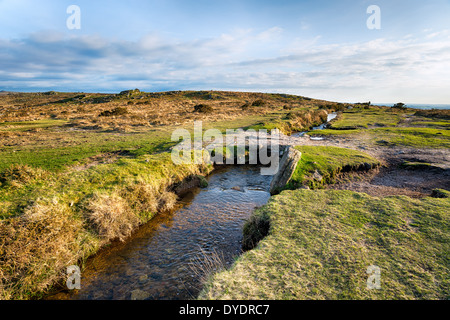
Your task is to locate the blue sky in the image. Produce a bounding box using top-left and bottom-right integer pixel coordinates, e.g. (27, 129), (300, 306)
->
(1, 0), (450, 103)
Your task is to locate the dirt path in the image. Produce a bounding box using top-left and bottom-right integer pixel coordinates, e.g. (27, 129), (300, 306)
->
(201, 127), (449, 198)
(284, 133), (450, 198)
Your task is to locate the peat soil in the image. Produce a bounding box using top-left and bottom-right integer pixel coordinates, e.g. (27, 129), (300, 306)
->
(288, 134), (450, 198)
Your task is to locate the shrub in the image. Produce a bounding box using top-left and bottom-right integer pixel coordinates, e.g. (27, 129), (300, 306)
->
(241, 103), (251, 110)
(252, 99), (266, 107)
(99, 107), (129, 117)
(393, 102), (406, 109)
(194, 104), (213, 114)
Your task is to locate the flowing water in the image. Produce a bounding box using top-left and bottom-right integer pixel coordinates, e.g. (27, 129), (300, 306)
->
(292, 112), (338, 138)
(49, 165), (272, 300)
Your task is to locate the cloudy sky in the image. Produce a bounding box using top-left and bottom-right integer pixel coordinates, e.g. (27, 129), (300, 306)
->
(1, 0), (449, 103)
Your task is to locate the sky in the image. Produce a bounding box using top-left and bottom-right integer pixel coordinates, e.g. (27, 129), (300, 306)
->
(0, 0), (450, 103)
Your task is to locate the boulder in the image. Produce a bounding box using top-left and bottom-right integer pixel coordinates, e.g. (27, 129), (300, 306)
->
(312, 170), (323, 181)
(269, 146), (302, 195)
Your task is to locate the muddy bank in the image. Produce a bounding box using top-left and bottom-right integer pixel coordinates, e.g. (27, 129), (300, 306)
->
(300, 137), (450, 198)
(328, 160), (449, 198)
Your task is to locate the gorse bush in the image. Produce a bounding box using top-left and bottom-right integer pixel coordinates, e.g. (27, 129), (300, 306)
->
(99, 107), (129, 117)
(392, 102), (406, 109)
(415, 109), (450, 120)
(252, 99), (266, 107)
(193, 104), (214, 114)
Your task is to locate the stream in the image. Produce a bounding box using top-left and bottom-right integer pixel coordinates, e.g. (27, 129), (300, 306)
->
(49, 165), (272, 300)
(292, 112), (338, 139)
(48, 112), (336, 300)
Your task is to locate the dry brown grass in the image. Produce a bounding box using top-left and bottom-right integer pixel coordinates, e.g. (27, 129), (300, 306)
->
(0, 91), (332, 132)
(0, 199), (95, 299)
(85, 192), (141, 243)
(121, 182), (159, 216)
(286, 109), (328, 132)
(0, 164), (45, 188)
(189, 248), (228, 286)
(157, 191), (178, 212)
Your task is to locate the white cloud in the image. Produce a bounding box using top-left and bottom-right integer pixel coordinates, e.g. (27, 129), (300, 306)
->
(1, 28), (449, 103)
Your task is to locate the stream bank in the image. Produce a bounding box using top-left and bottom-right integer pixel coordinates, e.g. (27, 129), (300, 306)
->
(48, 165), (272, 300)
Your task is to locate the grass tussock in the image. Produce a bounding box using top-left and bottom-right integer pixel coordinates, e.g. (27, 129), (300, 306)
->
(0, 164), (45, 188)
(85, 192), (141, 243)
(0, 199), (96, 300)
(189, 248), (228, 287)
(157, 190), (178, 212)
(121, 182), (159, 219)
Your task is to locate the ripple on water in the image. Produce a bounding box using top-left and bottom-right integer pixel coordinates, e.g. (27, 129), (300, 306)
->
(50, 165), (271, 300)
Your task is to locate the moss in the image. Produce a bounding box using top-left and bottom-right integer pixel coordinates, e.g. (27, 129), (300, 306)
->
(400, 161), (438, 170)
(330, 108), (402, 129)
(286, 146), (380, 190)
(197, 175), (209, 188)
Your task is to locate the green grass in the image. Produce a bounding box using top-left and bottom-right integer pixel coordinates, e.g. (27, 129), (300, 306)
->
(0, 128), (176, 172)
(0, 114), (282, 172)
(309, 127), (450, 149)
(285, 146), (380, 190)
(409, 120), (450, 129)
(308, 107), (450, 148)
(200, 189), (450, 300)
(372, 127), (450, 148)
(0, 119), (68, 131)
(330, 108), (402, 129)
